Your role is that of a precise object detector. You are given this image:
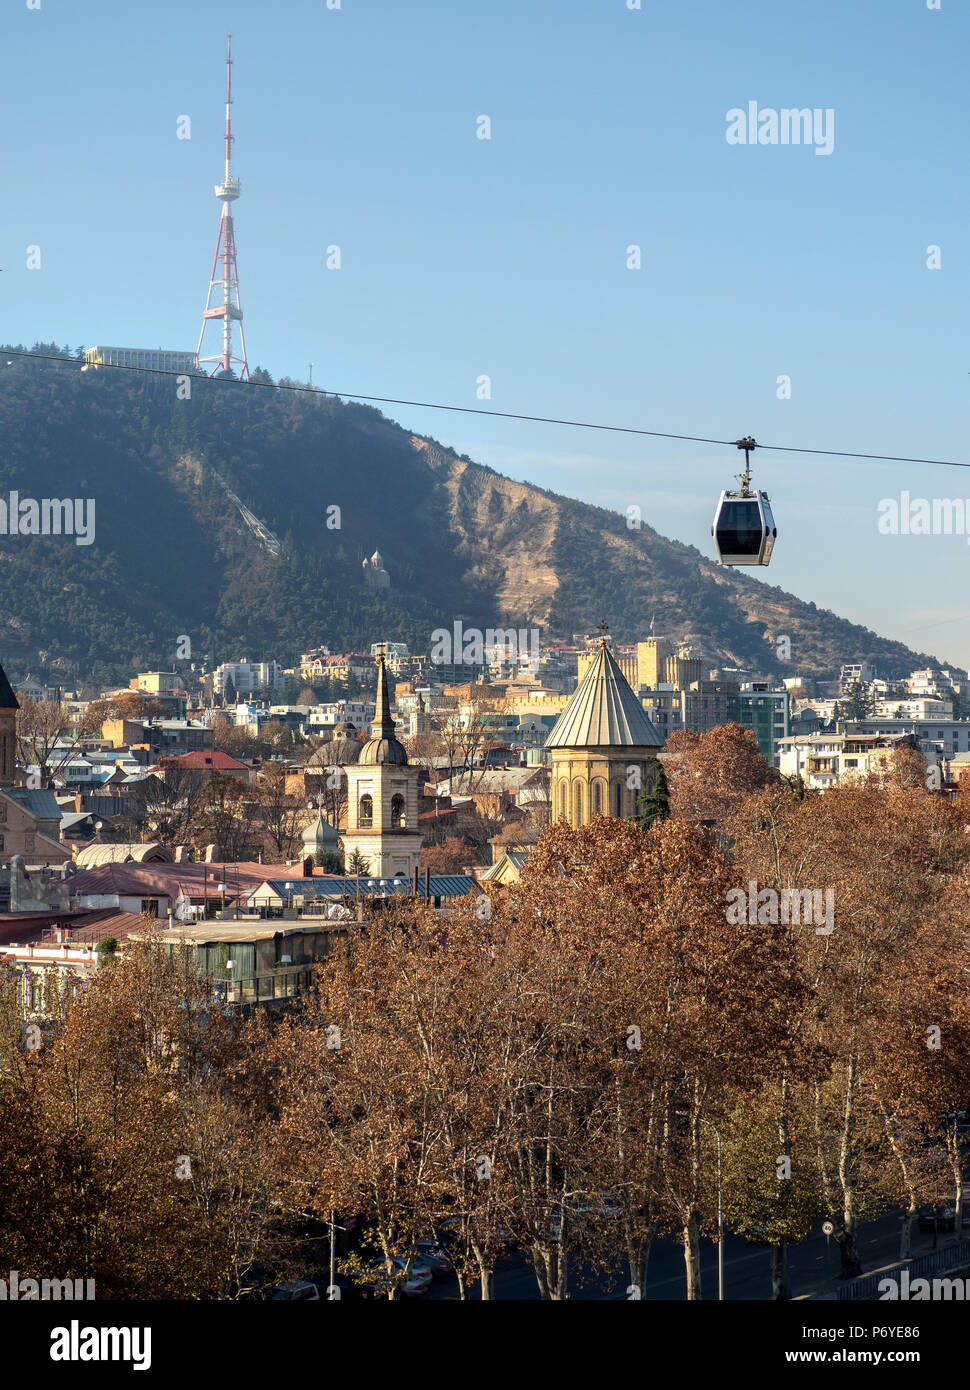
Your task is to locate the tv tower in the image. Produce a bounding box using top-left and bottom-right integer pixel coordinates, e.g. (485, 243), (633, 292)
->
(197, 35), (249, 379)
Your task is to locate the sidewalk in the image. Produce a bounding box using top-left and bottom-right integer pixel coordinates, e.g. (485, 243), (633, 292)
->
(798, 1226), (970, 1301)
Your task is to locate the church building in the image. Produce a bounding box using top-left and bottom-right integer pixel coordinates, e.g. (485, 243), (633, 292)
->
(341, 649), (422, 877)
(545, 631), (663, 830)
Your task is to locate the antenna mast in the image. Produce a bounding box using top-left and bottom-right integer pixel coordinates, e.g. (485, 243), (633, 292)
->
(197, 34), (250, 379)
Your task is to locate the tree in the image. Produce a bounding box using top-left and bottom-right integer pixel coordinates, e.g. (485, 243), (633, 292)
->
(134, 763), (209, 847)
(724, 780), (970, 1279)
(15, 697), (106, 784)
(257, 761), (303, 859)
(420, 836), (474, 875)
(192, 771), (263, 861)
(314, 848), (343, 873)
(346, 848), (370, 876)
(840, 681), (877, 721)
(665, 723), (775, 823)
(210, 714), (260, 760)
(0, 931), (278, 1297)
(635, 756), (670, 828)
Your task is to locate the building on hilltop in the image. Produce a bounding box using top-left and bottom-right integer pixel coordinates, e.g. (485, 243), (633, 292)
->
(362, 549), (390, 591)
(83, 346), (199, 374)
(545, 632), (662, 829)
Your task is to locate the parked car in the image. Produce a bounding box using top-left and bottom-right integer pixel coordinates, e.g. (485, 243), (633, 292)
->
(392, 1255), (433, 1295)
(550, 1195), (623, 1241)
(269, 1280), (320, 1301)
(415, 1241), (452, 1278)
(363, 1256), (432, 1298)
(321, 1273), (379, 1302)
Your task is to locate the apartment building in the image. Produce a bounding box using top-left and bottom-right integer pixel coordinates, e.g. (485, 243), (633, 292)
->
(777, 731), (912, 789)
(213, 659), (284, 696)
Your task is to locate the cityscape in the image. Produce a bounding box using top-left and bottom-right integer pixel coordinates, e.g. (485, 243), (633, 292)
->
(0, 0), (965, 1371)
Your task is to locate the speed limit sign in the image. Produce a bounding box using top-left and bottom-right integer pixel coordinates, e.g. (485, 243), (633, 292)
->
(822, 1220), (834, 1236)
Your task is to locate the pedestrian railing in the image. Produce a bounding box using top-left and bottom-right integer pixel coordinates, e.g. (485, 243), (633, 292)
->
(836, 1238), (970, 1300)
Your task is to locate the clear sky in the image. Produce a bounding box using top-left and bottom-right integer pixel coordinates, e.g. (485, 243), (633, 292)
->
(2, 0), (969, 665)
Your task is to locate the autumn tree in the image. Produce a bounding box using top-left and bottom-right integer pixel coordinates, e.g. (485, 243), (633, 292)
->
(15, 697), (107, 784)
(0, 932), (278, 1297)
(420, 836), (475, 875)
(257, 760), (303, 858)
(665, 723), (775, 823)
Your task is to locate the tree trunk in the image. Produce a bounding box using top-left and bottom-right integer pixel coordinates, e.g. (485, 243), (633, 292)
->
(900, 1207), (916, 1261)
(950, 1129), (964, 1238)
(770, 1241), (790, 1300)
(837, 1058), (862, 1279)
(683, 1218), (702, 1300)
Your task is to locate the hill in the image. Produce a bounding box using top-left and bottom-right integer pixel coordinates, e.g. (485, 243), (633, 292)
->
(0, 346), (948, 685)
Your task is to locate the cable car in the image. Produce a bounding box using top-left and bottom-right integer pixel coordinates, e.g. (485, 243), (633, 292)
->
(711, 436), (776, 566)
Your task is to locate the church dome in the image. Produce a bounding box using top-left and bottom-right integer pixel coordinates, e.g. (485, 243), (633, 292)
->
(309, 721), (361, 766)
(302, 810), (339, 851)
(358, 734), (408, 766)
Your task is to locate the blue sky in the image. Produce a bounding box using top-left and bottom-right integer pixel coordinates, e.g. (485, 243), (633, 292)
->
(2, 0), (969, 664)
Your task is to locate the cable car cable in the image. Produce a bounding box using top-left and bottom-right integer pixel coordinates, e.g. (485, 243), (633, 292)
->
(3, 347), (968, 470)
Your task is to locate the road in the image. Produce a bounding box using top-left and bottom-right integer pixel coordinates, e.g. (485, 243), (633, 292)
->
(425, 1211), (962, 1300)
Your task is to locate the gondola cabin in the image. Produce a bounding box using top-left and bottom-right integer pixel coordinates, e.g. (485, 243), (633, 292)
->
(712, 489), (776, 566)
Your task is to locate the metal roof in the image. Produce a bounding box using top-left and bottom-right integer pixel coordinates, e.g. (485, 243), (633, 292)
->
(3, 788), (62, 820)
(544, 642), (662, 750)
(251, 875), (477, 900)
(0, 661), (19, 711)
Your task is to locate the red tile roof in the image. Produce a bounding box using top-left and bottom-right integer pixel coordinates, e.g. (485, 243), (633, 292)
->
(160, 751), (251, 770)
(68, 860), (320, 902)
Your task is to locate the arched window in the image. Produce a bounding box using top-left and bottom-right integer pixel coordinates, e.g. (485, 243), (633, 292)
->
(592, 780), (603, 816)
(573, 781), (584, 827)
(559, 782), (567, 820)
(615, 782), (623, 817)
(390, 793), (406, 828)
(359, 794), (373, 828)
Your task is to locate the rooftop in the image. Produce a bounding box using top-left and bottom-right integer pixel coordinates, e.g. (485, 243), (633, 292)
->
(545, 641), (662, 750)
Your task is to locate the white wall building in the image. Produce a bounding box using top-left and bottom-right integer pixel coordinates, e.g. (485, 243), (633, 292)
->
(214, 659), (284, 696)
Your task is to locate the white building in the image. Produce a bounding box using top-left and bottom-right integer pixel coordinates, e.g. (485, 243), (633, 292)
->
(873, 697), (953, 721)
(842, 717), (970, 756)
(84, 345), (198, 373)
(777, 732), (915, 789)
(305, 700), (369, 731)
(839, 663), (876, 691)
(214, 659), (284, 696)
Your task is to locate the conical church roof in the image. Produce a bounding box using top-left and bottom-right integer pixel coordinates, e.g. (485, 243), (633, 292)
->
(545, 640), (661, 750)
(358, 653), (408, 766)
(0, 661), (19, 711)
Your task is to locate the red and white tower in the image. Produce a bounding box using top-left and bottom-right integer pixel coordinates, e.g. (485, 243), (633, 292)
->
(197, 35), (249, 379)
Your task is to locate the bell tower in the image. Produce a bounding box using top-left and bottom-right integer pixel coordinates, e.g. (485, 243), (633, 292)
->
(341, 647), (422, 878)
